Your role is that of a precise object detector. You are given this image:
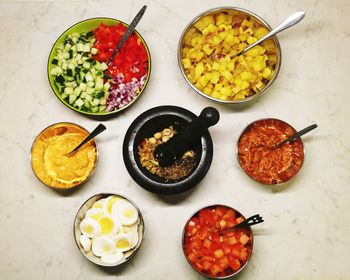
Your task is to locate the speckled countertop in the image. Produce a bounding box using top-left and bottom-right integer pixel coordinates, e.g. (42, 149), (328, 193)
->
(0, 0), (349, 279)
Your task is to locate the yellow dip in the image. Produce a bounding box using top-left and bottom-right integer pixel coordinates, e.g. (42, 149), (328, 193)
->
(31, 123), (97, 189)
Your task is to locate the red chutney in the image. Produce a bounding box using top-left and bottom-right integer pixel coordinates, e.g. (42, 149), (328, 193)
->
(183, 206), (253, 278)
(238, 119), (304, 185)
(93, 23), (148, 82)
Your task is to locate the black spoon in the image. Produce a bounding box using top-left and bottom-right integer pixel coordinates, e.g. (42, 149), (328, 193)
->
(273, 124), (318, 149)
(68, 123), (106, 156)
(218, 214), (264, 234)
(108, 5), (147, 64)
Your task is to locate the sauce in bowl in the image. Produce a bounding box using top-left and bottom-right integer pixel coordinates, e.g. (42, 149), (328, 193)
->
(237, 119), (304, 185)
(31, 122), (97, 189)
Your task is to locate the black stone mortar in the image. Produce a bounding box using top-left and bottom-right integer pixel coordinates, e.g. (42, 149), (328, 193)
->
(122, 105), (219, 195)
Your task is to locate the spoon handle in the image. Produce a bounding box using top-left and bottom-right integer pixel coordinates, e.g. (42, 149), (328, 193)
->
(237, 10), (306, 56)
(109, 5), (147, 63)
(69, 123), (106, 155)
(219, 214), (264, 234)
(274, 124), (317, 149)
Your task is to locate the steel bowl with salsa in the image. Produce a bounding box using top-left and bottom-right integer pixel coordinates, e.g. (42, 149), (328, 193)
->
(237, 118), (304, 185)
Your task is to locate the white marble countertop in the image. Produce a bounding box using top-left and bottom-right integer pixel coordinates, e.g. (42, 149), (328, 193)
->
(1, 0), (349, 279)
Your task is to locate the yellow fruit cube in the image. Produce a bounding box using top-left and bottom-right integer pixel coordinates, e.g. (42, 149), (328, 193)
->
(209, 35), (222, 46)
(215, 13), (227, 26)
(202, 24), (217, 36)
(182, 58), (191, 69)
(241, 80), (250, 89)
(224, 33), (235, 45)
(191, 36), (203, 48)
(220, 86), (233, 96)
(204, 63), (212, 71)
(252, 56), (266, 72)
(254, 27), (269, 39)
(194, 62), (204, 79)
(214, 83), (222, 91)
(218, 62), (227, 72)
(246, 47), (259, 58)
(203, 87), (212, 95)
(241, 19), (253, 28)
(198, 75), (209, 88)
(183, 27), (200, 46)
(202, 44), (214, 56)
(219, 95), (228, 100)
(212, 61), (220, 70)
(247, 36), (257, 45)
(212, 91), (221, 99)
(210, 72), (220, 84)
(240, 71), (254, 81)
(189, 50), (204, 62)
(234, 93), (246, 100)
(194, 15), (215, 31)
(262, 68), (272, 79)
(227, 62), (235, 72)
(222, 70), (233, 81)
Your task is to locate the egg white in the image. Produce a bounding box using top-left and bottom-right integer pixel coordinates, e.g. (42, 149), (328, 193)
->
(91, 236), (115, 257)
(112, 199), (139, 226)
(79, 218), (101, 238)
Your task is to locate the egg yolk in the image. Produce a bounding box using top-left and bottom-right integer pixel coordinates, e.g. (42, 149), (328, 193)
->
(116, 239), (130, 249)
(124, 209), (134, 218)
(99, 217), (114, 234)
(84, 225), (94, 235)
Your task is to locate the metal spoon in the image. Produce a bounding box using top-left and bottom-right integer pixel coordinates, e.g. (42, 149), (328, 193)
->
(68, 123), (106, 156)
(108, 5), (147, 64)
(273, 124), (317, 149)
(218, 214), (264, 234)
(235, 10), (306, 57)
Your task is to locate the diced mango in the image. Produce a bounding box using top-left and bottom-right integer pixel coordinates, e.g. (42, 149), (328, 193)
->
(194, 62), (204, 79)
(202, 24), (217, 35)
(254, 27), (269, 39)
(210, 72), (220, 84)
(194, 15), (215, 31)
(262, 67), (272, 79)
(222, 70), (233, 81)
(182, 58), (191, 69)
(240, 71), (255, 81)
(247, 36), (257, 45)
(203, 44), (214, 56)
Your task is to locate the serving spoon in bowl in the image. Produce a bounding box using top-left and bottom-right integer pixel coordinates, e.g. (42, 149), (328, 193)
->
(235, 10), (306, 57)
(68, 123), (106, 156)
(218, 214), (264, 235)
(108, 5), (147, 64)
(273, 124), (317, 149)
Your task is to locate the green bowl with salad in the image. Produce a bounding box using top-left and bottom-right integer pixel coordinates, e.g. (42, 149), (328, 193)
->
(48, 17), (151, 116)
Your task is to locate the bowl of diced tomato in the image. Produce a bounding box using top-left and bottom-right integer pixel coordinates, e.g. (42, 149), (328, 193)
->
(48, 18), (151, 116)
(182, 205), (253, 278)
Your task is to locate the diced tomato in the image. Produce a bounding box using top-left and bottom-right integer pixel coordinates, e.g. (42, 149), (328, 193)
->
(184, 206), (252, 277)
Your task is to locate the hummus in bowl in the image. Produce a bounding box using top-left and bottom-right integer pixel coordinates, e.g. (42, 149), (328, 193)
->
(31, 122), (98, 189)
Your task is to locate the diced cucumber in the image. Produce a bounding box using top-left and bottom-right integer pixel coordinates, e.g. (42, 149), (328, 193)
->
(91, 106), (99, 113)
(85, 73), (93, 82)
(91, 48), (98, 55)
(73, 87), (82, 96)
(76, 43), (83, 52)
(79, 83), (87, 90)
(61, 93), (68, 100)
(83, 61), (91, 69)
(75, 98), (84, 107)
(64, 87), (74, 95)
(84, 100), (91, 108)
(103, 82), (111, 91)
(99, 105), (106, 112)
(85, 95), (93, 102)
(95, 77), (103, 90)
(83, 44), (91, 52)
(86, 86), (95, 95)
(69, 95), (77, 104)
(100, 98), (107, 105)
(91, 98), (100, 106)
(100, 62), (108, 71)
(87, 81), (94, 88)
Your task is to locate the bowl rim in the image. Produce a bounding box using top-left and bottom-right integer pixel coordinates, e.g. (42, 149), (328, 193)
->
(29, 121), (98, 189)
(177, 6), (282, 104)
(235, 118), (305, 186)
(47, 17), (152, 116)
(122, 105), (214, 195)
(181, 204), (254, 279)
(73, 192), (145, 267)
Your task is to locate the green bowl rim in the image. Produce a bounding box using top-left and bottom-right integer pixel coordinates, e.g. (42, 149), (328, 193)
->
(47, 17), (152, 116)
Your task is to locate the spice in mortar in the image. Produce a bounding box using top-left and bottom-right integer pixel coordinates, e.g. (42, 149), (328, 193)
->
(138, 126), (197, 181)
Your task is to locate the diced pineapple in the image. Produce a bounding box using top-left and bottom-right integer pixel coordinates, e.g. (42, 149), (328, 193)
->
(202, 24), (217, 36)
(241, 19), (254, 28)
(214, 83), (222, 91)
(252, 56), (266, 72)
(194, 15), (215, 31)
(210, 72), (220, 84)
(194, 62), (205, 79)
(182, 58), (191, 69)
(191, 36), (203, 48)
(202, 44), (214, 55)
(215, 13), (227, 26)
(212, 61), (220, 70)
(240, 71), (255, 81)
(220, 86), (233, 96)
(222, 70), (233, 81)
(247, 36), (257, 45)
(254, 27), (269, 39)
(183, 27), (200, 46)
(198, 75), (209, 88)
(262, 67), (272, 79)
(209, 35), (222, 46)
(212, 90), (221, 99)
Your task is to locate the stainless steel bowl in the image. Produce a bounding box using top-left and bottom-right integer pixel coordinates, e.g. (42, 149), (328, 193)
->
(236, 118), (305, 186)
(182, 204), (254, 279)
(73, 193), (145, 267)
(178, 7), (282, 104)
(30, 122), (98, 190)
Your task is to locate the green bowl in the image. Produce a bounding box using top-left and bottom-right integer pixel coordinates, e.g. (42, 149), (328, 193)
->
(48, 17), (151, 116)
